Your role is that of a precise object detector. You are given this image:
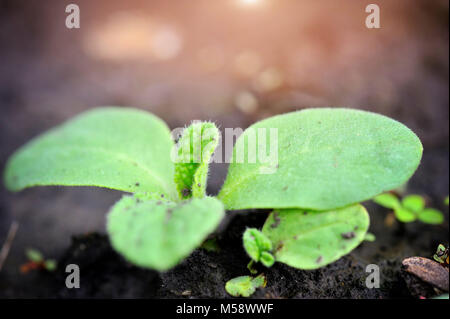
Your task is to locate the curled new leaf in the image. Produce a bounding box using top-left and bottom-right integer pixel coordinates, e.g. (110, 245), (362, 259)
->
(243, 228), (273, 266)
(173, 122), (219, 199)
(260, 251), (275, 267)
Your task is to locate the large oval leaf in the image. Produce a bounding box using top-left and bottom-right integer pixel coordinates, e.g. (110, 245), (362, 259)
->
(262, 204), (369, 269)
(4, 107), (178, 199)
(218, 108), (422, 210)
(107, 195), (224, 270)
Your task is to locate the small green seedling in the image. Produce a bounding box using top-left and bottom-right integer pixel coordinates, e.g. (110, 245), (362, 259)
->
(433, 244), (449, 266)
(373, 193), (444, 224)
(225, 274), (267, 297)
(4, 107), (422, 279)
(243, 228), (275, 268)
(21, 248), (57, 273)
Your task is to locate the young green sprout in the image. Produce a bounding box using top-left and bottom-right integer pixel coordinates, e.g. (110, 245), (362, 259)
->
(433, 244), (449, 266)
(373, 193), (444, 224)
(21, 248), (57, 273)
(243, 228), (275, 268)
(4, 107), (422, 296)
(225, 274), (267, 298)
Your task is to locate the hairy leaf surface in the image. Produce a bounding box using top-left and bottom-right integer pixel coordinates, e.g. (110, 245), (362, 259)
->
(219, 108), (422, 210)
(4, 107), (177, 199)
(173, 122), (219, 199)
(107, 195), (224, 270)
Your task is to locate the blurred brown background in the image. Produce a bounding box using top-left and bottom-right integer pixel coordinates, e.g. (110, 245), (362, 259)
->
(0, 0), (448, 296)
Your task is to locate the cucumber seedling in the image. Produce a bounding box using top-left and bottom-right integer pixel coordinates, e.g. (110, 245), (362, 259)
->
(4, 108), (422, 281)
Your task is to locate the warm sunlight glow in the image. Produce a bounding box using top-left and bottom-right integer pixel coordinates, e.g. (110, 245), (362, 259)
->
(83, 12), (182, 62)
(239, 0), (262, 7)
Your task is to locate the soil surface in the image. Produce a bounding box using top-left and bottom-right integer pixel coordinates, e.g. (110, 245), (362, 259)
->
(0, 0), (448, 298)
(1, 203), (448, 299)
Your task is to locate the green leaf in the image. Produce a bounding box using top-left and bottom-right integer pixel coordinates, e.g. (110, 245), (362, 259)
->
(218, 108), (422, 211)
(261, 204), (369, 269)
(26, 249), (44, 262)
(402, 195), (425, 213)
(417, 208), (444, 225)
(373, 193), (401, 209)
(107, 195), (224, 270)
(394, 207), (417, 223)
(243, 228), (272, 263)
(225, 274), (267, 298)
(260, 251), (275, 267)
(44, 260), (57, 271)
(173, 122), (219, 199)
(434, 244), (447, 263)
(243, 229), (260, 262)
(4, 107), (178, 200)
(364, 232), (376, 242)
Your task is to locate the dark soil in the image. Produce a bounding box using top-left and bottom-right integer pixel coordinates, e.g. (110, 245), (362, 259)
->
(1, 204), (447, 299)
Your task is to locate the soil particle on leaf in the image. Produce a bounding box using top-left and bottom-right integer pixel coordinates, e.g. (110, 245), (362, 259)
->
(165, 208), (173, 222)
(341, 232), (355, 239)
(271, 212), (281, 229)
(275, 242), (284, 253)
(182, 188), (191, 197)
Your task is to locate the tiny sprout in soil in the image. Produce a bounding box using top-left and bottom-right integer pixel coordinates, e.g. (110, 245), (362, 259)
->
(4, 107), (423, 296)
(373, 193), (444, 224)
(434, 244), (449, 266)
(225, 274), (267, 297)
(21, 248), (57, 273)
